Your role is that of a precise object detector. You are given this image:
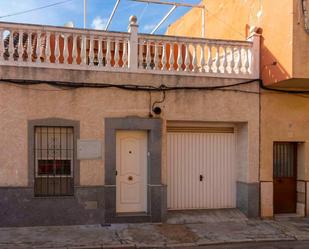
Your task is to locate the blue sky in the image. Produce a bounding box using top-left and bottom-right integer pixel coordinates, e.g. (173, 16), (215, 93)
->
(0, 0), (201, 34)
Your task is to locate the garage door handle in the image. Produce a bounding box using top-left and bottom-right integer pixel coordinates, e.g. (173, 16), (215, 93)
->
(200, 175), (204, 181)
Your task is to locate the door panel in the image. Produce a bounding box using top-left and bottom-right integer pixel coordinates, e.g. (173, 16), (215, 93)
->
(273, 142), (297, 214)
(167, 131), (236, 210)
(116, 131), (147, 213)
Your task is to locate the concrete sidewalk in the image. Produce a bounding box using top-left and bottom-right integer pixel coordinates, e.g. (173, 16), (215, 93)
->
(1, 210), (309, 249)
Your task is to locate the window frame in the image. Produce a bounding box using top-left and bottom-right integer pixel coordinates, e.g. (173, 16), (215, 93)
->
(28, 118), (80, 196)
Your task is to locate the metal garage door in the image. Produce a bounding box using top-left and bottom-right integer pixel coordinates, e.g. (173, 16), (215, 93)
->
(167, 127), (236, 210)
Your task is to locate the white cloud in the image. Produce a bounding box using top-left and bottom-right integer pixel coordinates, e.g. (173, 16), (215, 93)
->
(91, 16), (107, 30)
(143, 24), (156, 32)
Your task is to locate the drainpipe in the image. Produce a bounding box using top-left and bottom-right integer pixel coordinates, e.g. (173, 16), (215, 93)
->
(301, 0), (309, 34)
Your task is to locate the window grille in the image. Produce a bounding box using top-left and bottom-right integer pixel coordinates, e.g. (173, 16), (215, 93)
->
(34, 126), (74, 196)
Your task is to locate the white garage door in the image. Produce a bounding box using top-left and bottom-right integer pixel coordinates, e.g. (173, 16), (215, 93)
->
(167, 127), (236, 210)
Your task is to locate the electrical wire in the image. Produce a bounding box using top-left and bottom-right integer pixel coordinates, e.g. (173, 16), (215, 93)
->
(259, 79), (309, 94)
(0, 78), (260, 93)
(0, 0), (75, 19)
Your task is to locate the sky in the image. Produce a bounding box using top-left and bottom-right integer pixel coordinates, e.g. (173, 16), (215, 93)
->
(0, 0), (201, 34)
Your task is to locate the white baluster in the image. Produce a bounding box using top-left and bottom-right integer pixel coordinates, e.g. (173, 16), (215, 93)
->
(138, 42), (143, 69)
(88, 35), (94, 66)
(161, 42), (167, 71)
(235, 46), (241, 74)
(0, 29), (3, 61)
(239, 47), (246, 74)
(106, 38), (111, 68)
(207, 45), (212, 73)
(8, 31), (14, 62)
(200, 43), (205, 72)
(97, 37), (103, 66)
(145, 41), (151, 69)
(214, 45), (219, 73)
(36, 32), (41, 63)
(192, 43), (197, 72)
(45, 32), (51, 63)
(153, 42), (159, 70)
(122, 40), (128, 68)
(63, 33), (69, 64)
(114, 39), (119, 68)
(245, 47), (250, 74)
(27, 32), (32, 62)
(17, 30), (24, 62)
(177, 43), (183, 71)
(54, 33), (60, 64)
(80, 35), (87, 65)
(169, 42), (174, 71)
(229, 47), (235, 74)
(72, 34), (77, 65)
(184, 43), (190, 72)
(221, 46), (227, 73)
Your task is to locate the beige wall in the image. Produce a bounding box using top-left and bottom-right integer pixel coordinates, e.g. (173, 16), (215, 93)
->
(0, 66), (259, 187)
(260, 92), (309, 217)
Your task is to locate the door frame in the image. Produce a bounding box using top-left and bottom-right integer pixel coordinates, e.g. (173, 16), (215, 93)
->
(104, 117), (166, 223)
(273, 141), (298, 214)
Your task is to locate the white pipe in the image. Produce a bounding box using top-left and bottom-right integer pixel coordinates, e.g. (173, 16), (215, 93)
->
(84, 0), (86, 29)
(129, 0), (203, 8)
(105, 0), (121, 31)
(151, 5), (177, 34)
(202, 6), (205, 37)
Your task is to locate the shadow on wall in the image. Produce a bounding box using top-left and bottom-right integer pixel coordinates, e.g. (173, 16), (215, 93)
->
(260, 36), (291, 85)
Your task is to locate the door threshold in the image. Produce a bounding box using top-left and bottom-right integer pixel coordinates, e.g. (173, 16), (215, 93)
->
(275, 213), (303, 219)
(116, 212), (149, 217)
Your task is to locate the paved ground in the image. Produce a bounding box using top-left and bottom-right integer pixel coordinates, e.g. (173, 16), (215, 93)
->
(183, 241), (309, 249)
(1, 209), (309, 249)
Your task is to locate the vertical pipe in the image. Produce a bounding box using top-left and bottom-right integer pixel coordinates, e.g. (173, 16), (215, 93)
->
(84, 0), (87, 29)
(202, 6), (205, 38)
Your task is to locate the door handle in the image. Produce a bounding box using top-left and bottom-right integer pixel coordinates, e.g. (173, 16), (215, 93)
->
(128, 176), (133, 181)
(200, 174), (204, 181)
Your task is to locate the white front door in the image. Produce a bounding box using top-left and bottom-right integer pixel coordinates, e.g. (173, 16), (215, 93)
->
(116, 131), (147, 213)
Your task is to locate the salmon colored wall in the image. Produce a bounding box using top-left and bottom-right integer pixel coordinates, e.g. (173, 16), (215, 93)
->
(293, 0), (309, 79)
(167, 0), (297, 86)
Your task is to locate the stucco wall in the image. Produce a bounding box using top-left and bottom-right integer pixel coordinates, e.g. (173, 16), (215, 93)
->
(293, 0), (309, 79)
(260, 91), (309, 217)
(166, 0), (295, 85)
(0, 66), (259, 187)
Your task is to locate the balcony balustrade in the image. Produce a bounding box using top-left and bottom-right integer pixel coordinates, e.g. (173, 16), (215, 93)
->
(0, 17), (260, 79)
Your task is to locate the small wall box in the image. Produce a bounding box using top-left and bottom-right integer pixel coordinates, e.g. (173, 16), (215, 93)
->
(77, 139), (102, 160)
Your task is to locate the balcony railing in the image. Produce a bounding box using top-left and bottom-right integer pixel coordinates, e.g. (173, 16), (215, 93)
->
(0, 17), (260, 79)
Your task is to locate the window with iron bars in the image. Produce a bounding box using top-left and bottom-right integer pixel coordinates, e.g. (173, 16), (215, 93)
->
(34, 126), (74, 196)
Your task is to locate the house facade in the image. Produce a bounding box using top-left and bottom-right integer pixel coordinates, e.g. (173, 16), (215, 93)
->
(0, 16), (261, 226)
(167, 0), (309, 218)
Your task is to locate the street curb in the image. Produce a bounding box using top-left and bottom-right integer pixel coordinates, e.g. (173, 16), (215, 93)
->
(65, 238), (298, 249)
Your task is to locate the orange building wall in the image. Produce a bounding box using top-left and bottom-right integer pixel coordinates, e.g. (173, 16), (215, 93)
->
(167, 0), (299, 86)
(293, 0), (309, 79)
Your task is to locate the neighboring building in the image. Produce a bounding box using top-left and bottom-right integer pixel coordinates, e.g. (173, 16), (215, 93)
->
(0, 16), (261, 226)
(167, 0), (309, 218)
